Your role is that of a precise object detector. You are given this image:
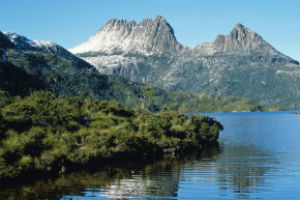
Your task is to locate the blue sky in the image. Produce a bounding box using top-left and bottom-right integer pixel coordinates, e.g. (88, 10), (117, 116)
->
(0, 0), (299, 60)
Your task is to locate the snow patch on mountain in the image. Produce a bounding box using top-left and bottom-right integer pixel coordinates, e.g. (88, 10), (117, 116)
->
(4, 32), (55, 50)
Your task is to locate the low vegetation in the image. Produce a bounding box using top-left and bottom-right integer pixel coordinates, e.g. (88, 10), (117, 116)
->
(134, 85), (278, 112)
(0, 91), (223, 180)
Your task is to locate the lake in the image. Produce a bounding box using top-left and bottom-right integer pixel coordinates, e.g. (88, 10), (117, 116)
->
(1, 111), (299, 200)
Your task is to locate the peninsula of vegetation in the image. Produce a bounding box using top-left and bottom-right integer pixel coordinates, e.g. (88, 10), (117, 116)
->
(0, 91), (223, 181)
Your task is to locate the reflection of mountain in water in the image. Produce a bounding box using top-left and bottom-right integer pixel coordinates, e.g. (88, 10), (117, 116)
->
(0, 144), (276, 200)
(0, 147), (215, 200)
(214, 144), (277, 198)
(101, 162), (180, 199)
(0, 159), (182, 199)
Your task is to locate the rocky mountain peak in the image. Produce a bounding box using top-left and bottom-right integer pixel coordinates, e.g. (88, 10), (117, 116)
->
(153, 15), (168, 24)
(194, 23), (279, 56)
(223, 23), (281, 55)
(232, 23), (247, 32)
(101, 18), (137, 30)
(226, 23), (258, 45)
(70, 15), (182, 55)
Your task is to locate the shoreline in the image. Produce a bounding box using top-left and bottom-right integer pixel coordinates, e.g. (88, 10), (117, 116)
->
(188, 109), (297, 115)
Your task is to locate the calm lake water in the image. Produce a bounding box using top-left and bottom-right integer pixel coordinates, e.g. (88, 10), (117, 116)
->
(1, 111), (299, 200)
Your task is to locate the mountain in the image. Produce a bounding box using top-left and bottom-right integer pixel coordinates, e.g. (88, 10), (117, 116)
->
(192, 23), (280, 55)
(70, 16), (300, 109)
(70, 15), (182, 55)
(0, 30), (149, 106)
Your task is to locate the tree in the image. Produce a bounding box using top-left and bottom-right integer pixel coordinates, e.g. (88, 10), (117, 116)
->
(140, 86), (157, 111)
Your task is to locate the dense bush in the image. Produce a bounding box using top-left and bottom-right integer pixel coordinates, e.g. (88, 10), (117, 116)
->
(0, 91), (223, 180)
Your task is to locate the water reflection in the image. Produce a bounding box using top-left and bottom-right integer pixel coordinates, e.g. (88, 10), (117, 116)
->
(0, 112), (299, 200)
(215, 145), (276, 199)
(0, 147), (219, 200)
(0, 143), (274, 200)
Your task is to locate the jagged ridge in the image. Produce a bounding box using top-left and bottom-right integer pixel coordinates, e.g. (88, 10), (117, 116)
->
(70, 15), (182, 55)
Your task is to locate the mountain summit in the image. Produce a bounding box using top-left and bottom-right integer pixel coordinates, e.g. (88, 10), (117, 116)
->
(71, 16), (299, 109)
(70, 15), (182, 55)
(194, 23), (280, 56)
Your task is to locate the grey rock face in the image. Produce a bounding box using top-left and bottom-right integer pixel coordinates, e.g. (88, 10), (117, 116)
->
(70, 16), (182, 55)
(194, 23), (280, 56)
(71, 16), (300, 109)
